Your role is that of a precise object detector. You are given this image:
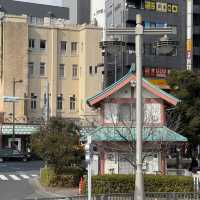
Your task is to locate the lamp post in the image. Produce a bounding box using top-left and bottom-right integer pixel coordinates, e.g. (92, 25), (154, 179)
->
(12, 78), (23, 149)
(106, 14), (177, 200)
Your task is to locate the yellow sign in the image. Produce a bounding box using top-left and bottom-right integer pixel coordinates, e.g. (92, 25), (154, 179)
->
(187, 39), (192, 51)
(149, 79), (170, 89)
(145, 1), (151, 9)
(167, 3), (172, 12)
(150, 2), (156, 10)
(172, 5), (178, 13)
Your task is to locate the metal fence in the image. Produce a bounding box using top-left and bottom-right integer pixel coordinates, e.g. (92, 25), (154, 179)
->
(26, 193), (200, 200)
(66, 193), (200, 200)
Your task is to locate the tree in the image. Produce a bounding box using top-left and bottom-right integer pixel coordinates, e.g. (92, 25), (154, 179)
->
(31, 117), (84, 174)
(167, 70), (200, 147)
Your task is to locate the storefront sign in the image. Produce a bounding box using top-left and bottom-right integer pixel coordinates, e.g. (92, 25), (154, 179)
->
(143, 67), (171, 78)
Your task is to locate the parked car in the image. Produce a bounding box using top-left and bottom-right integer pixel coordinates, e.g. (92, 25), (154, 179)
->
(0, 148), (31, 162)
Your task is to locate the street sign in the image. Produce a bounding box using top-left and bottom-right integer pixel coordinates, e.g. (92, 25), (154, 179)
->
(0, 96), (30, 102)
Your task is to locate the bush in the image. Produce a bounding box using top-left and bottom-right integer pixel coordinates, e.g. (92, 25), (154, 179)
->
(40, 167), (55, 187)
(40, 167), (84, 187)
(83, 174), (193, 194)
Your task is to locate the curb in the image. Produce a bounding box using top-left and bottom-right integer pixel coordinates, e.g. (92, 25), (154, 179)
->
(30, 177), (79, 198)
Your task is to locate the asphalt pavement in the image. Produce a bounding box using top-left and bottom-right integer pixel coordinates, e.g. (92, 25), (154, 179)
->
(0, 161), (76, 200)
(0, 160), (46, 200)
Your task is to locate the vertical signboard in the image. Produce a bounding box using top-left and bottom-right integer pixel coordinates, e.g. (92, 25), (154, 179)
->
(187, 0), (193, 70)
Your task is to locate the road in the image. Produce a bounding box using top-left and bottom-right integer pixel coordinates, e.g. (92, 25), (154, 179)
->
(0, 160), (58, 200)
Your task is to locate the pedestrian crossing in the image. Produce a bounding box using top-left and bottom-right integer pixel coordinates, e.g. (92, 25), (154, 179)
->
(0, 174), (38, 181)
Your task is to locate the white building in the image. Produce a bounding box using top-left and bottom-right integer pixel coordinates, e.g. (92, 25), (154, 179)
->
(15, 0), (63, 6)
(90, 0), (105, 27)
(14, 0), (90, 24)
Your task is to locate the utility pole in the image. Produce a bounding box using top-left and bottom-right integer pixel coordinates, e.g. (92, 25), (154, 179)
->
(12, 78), (16, 147)
(135, 14), (144, 200)
(12, 78), (22, 149)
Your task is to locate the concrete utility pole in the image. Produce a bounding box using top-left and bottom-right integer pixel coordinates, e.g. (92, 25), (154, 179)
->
(106, 14), (177, 200)
(135, 14), (144, 200)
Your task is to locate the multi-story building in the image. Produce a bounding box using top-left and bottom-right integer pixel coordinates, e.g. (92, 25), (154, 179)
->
(188, 0), (200, 70)
(61, 0), (90, 25)
(90, 0), (106, 27)
(0, 0), (90, 25)
(103, 0), (186, 87)
(0, 14), (103, 124)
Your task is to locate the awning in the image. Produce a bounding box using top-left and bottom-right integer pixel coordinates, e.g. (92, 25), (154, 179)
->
(0, 124), (40, 135)
(80, 126), (188, 142)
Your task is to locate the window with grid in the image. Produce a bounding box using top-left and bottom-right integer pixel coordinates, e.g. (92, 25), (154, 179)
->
(57, 94), (63, 110)
(28, 62), (34, 77)
(72, 64), (78, 79)
(40, 62), (46, 76)
(118, 104), (132, 122)
(71, 42), (78, 55)
(31, 93), (37, 110)
(70, 95), (76, 111)
(58, 64), (65, 78)
(60, 41), (67, 53)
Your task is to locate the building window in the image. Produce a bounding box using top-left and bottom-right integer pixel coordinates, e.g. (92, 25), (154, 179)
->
(89, 66), (93, 74)
(72, 64), (78, 79)
(29, 39), (35, 49)
(31, 93), (37, 110)
(71, 42), (78, 55)
(60, 41), (67, 53)
(70, 95), (76, 111)
(57, 94), (63, 110)
(95, 66), (98, 74)
(58, 64), (65, 78)
(44, 93), (47, 106)
(40, 40), (46, 49)
(118, 104), (131, 121)
(40, 62), (46, 76)
(28, 62), (34, 77)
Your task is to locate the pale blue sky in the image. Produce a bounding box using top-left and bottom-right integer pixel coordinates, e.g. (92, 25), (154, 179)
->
(15, 0), (63, 6)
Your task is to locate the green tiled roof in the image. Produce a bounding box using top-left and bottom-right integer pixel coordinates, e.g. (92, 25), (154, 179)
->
(1, 124), (40, 135)
(80, 126), (187, 142)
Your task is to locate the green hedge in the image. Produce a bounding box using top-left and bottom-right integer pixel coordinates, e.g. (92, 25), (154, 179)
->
(83, 174), (193, 194)
(40, 167), (83, 187)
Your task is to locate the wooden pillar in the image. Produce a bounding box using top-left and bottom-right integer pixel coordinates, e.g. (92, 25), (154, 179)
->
(99, 152), (105, 175)
(160, 150), (166, 175)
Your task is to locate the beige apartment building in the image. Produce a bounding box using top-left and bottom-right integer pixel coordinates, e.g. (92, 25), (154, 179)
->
(0, 13), (103, 124)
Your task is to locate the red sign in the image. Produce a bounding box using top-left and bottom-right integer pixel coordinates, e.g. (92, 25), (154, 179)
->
(143, 67), (171, 78)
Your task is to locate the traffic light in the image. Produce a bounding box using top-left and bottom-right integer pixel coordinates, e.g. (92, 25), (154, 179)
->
(84, 136), (97, 164)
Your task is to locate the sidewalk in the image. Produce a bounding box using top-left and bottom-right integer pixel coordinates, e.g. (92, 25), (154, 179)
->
(29, 177), (79, 198)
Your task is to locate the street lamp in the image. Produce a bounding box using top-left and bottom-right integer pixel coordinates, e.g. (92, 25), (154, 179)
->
(12, 78), (23, 149)
(106, 14), (177, 200)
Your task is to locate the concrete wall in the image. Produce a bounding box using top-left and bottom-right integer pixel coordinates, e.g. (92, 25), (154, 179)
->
(0, 15), (28, 123)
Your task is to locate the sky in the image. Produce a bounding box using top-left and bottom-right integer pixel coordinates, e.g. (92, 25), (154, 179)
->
(15, 0), (63, 6)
